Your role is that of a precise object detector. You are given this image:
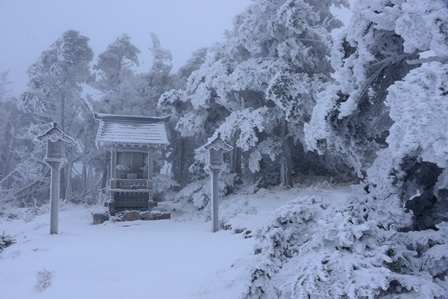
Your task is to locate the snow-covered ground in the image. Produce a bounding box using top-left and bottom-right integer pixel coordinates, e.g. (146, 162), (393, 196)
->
(0, 184), (350, 298)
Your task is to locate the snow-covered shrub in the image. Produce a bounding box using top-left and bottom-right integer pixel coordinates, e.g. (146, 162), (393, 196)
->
(243, 186), (447, 298)
(397, 222), (448, 283)
(33, 268), (54, 292)
(0, 231), (15, 253)
(151, 174), (179, 202)
(24, 207), (40, 222)
(173, 179), (209, 210)
(173, 171), (238, 211)
(255, 159), (280, 189)
(242, 196), (324, 298)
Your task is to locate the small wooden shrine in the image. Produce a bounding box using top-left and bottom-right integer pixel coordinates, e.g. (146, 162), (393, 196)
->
(95, 113), (169, 214)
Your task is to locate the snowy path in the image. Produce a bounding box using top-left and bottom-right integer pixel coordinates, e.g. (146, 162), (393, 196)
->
(0, 185), (350, 298)
(1, 207), (255, 298)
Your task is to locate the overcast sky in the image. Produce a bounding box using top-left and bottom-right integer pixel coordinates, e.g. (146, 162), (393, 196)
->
(0, 0), (252, 97)
(0, 0), (351, 99)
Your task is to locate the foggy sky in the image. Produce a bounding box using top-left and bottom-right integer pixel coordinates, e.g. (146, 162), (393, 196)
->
(0, 0), (252, 97)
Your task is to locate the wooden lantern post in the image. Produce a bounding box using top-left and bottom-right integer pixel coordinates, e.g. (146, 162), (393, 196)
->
(198, 133), (232, 232)
(37, 122), (77, 235)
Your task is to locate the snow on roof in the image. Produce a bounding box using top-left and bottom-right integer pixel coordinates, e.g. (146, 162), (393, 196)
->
(37, 122), (83, 152)
(95, 113), (169, 147)
(196, 133), (232, 153)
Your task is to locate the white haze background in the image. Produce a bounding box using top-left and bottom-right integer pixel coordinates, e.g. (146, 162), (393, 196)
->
(0, 0), (253, 97)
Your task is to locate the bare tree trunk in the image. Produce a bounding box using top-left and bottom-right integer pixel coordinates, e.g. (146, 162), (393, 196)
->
(65, 149), (73, 199)
(88, 165), (93, 193)
(0, 169), (18, 190)
(280, 120), (293, 187)
(230, 130), (242, 175)
(2, 136), (15, 180)
(82, 131), (88, 194)
(172, 133), (188, 189)
(178, 138), (187, 188)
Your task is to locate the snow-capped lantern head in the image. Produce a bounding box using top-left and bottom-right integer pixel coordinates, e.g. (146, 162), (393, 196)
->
(36, 122), (77, 164)
(198, 133), (232, 170)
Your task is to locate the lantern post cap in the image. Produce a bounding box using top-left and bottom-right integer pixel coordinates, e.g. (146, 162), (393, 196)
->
(36, 122), (82, 152)
(196, 132), (233, 154)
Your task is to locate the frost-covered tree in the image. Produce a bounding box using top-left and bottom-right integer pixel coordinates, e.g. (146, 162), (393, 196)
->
(92, 34), (142, 114)
(21, 30), (93, 130)
(0, 123), (50, 206)
(0, 72), (45, 203)
(251, 0), (448, 297)
(305, 0), (448, 231)
(215, 0), (347, 187)
(161, 0), (348, 190)
(0, 71), (16, 178)
(19, 30), (94, 200)
(176, 48), (208, 86)
(93, 32), (173, 116)
(0, 72), (39, 204)
(349, 60), (448, 297)
(94, 33), (140, 92)
(138, 32), (175, 114)
(158, 48), (208, 187)
(148, 32), (172, 86)
(304, 0), (427, 175)
(0, 70), (11, 100)
(0, 99), (28, 182)
(159, 43), (234, 190)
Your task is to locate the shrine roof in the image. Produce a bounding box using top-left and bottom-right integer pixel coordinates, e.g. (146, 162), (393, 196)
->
(95, 113), (169, 147)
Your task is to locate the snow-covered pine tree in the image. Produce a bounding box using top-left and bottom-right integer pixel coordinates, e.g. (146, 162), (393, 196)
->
(92, 32), (174, 116)
(158, 48), (208, 188)
(0, 71), (38, 204)
(161, 0), (349, 192)
(159, 42), (240, 197)
(305, 0), (421, 176)
(93, 33), (140, 92)
(214, 0), (349, 187)
(0, 71), (11, 101)
(0, 71), (17, 179)
(21, 30), (93, 129)
(138, 32), (176, 115)
(92, 33), (143, 114)
(357, 58), (448, 296)
(19, 30), (94, 201)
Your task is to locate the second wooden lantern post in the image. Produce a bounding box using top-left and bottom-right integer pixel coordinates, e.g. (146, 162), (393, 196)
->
(198, 133), (232, 232)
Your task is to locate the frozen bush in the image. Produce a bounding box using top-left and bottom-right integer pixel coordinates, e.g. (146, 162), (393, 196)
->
(174, 171), (238, 211)
(0, 231), (15, 252)
(33, 268), (54, 292)
(242, 188), (447, 298)
(242, 195), (324, 298)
